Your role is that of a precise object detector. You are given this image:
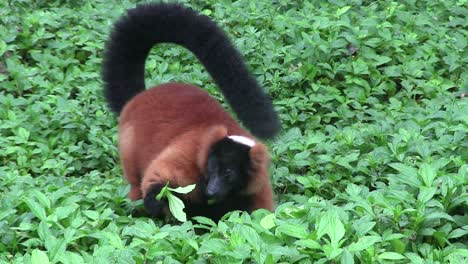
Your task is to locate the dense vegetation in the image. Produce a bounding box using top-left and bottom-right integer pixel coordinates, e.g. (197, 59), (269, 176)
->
(0, 0), (466, 263)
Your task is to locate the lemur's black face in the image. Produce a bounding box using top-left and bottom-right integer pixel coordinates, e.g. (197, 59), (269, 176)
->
(204, 137), (251, 202)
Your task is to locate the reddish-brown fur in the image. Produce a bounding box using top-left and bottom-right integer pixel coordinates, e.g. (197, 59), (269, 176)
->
(118, 83), (274, 213)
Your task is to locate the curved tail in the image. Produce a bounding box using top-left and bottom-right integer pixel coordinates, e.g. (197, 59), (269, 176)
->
(102, 3), (280, 139)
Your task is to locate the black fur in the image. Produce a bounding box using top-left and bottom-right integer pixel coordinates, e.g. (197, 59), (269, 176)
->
(186, 194), (253, 221)
(102, 2), (280, 139)
(144, 183), (167, 218)
(204, 137), (251, 201)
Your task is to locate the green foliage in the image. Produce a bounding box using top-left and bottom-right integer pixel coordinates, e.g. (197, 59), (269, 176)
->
(156, 184), (197, 222)
(1, 0), (466, 263)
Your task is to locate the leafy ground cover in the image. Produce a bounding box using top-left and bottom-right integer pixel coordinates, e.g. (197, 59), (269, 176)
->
(0, 0), (467, 263)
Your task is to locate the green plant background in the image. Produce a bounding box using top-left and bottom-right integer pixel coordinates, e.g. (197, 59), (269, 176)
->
(0, 0), (466, 263)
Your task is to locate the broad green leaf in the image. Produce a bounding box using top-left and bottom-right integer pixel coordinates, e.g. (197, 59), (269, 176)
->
(348, 236), (381, 252)
(59, 252), (85, 264)
(389, 163), (421, 187)
(38, 220), (52, 242)
(169, 184), (196, 194)
(379, 252), (406, 260)
(198, 238), (228, 254)
(47, 238), (67, 262)
(17, 127), (30, 141)
(167, 192), (187, 222)
(32, 189), (51, 209)
(374, 55), (392, 66)
(268, 245), (300, 258)
(153, 231), (169, 240)
(54, 204), (79, 220)
(239, 225), (262, 250)
(419, 163), (437, 187)
(0, 209), (16, 221)
(341, 249), (355, 264)
(390, 239), (406, 254)
(83, 210), (100, 220)
(0, 39), (6, 54)
(260, 213), (276, 229)
(276, 223), (309, 239)
(352, 59), (369, 75)
(31, 249), (50, 264)
(405, 253), (424, 264)
(23, 197), (47, 221)
(193, 216), (217, 227)
(336, 152), (360, 169)
(424, 212), (454, 222)
(323, 244), (344, 260)
(186, 238), (199, 251)
(417, 186), (437, 204)
(329, 215), (345, 248)
(295, 239), (321, 249)
(336, 6), (351, 17)
(317, 210), (345, 248)
(101, 232), (123, 249)
(447, 227), (468, 239)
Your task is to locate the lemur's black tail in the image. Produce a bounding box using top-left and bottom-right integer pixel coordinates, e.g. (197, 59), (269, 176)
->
(102, 3), (280, 139)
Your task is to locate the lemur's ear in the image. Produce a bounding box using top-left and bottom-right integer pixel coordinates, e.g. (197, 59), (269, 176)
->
(246, 142), (270, 194)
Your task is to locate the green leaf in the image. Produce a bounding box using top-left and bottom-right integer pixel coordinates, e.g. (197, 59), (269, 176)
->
(419, 163), (437, 187)
(317, 210), (345, 248)
(198, 238), (228, 254)
(424, 212), (454, 222)
(0, 39), (6, 55)
(193, 216), (217, 227)
(341, 249), (355, 264)
(92, 232), (123, 249)
(352, 59), (369, 75)
(417, 186), (437, 204)
(38, 220), (52, 242)
(374, 55), (392, 66)
(348, 236), (381, 252)
(389, 163), (421, 187)
(336, 6), (351, 17)
(54, 204), (79, 220)
(390, 239), (406, 254)
(239, 225), (262, 250)
(260, 213), (276, 229)
(323, 244), (344, 260)
(447, 227), (468, 239)
(379, 252), (406, 260)
(167, 192), (187, 222)
(153, 231), (169, 240)
(47, 238), (67, 262)
(405, 253), (425, 264)
(329, 217), (345, 248)
(23, 197), (47, 221)
(276, 223), (309, 239)
(83, 210), (100, 220)
(168, 184), (196, 194)
(17, 127), (30, 141)
(59, 252), (85, 264)
(41, 159), (58, 170)
(336, 152), (360, 169)
(31, 249), (50, 264)
(32, 190), (51, 209)
(295, 239), (321, 249)
(155, 183), (169, 200)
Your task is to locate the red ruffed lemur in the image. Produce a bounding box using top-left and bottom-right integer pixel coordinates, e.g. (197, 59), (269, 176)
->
(102, 2), (280, 221)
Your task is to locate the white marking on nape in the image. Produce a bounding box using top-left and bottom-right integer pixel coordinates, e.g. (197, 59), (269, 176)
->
(228, 135), (256, 147)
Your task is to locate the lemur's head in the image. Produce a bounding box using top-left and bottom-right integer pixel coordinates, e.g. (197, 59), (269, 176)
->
(203, 136), (255, 202)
